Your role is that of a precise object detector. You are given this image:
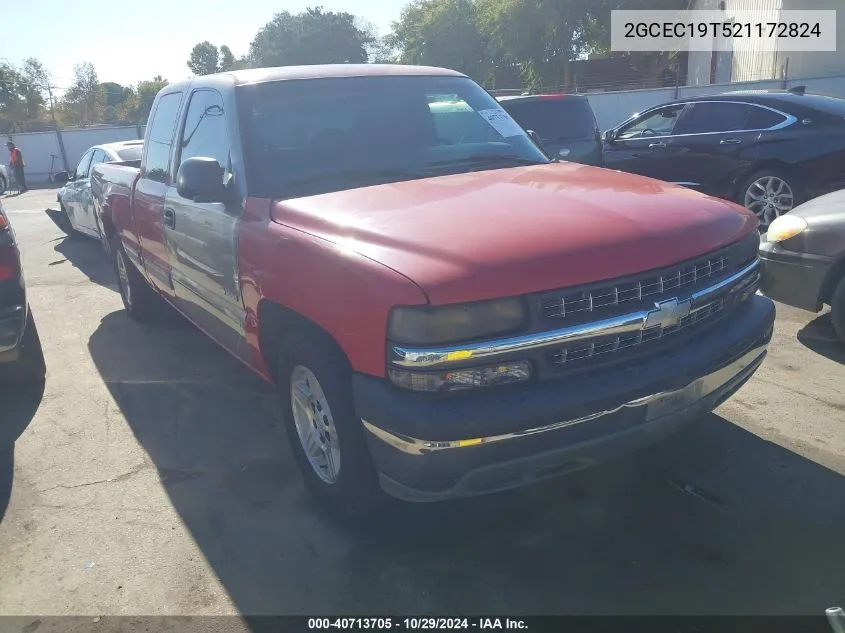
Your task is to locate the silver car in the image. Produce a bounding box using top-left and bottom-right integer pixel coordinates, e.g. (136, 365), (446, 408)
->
(57, 140), (143, 240)
(759, 189), (845, 340)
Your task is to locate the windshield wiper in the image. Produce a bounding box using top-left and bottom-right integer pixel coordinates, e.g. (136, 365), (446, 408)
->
(285, 168), (428, 192)
(431, 154), (549, 167)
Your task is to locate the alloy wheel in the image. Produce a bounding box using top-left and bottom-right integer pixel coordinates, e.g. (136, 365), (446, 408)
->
(116, 249), (132, 309)
(744, 176), (794, 228)
(290, 365), (341, 484)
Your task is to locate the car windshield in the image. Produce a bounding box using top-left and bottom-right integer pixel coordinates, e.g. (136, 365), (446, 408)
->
(116, 146), (143, 161)
(236, 75), (550, 199)
(499, 98), (597, 141)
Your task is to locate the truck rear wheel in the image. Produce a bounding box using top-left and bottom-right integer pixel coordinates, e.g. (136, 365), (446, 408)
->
(111, 236), (169, 324)
(276, 328), (382, 515)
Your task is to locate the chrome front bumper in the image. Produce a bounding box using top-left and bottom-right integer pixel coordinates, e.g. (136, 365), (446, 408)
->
(365, 342), (767, 458)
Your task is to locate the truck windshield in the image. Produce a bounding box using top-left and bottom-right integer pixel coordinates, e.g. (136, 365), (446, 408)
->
(236, 75), (550, 199)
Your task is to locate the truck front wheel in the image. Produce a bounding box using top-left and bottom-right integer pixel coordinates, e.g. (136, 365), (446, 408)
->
(111, 236), (169, 324)
(276, 329), (382, 515)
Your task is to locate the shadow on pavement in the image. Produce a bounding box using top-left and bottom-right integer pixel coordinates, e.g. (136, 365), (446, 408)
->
(49, 231), (117, 291)
(87, 311), (845, 616)
(0, 380), (45, 523)
(797, 313), (845, 364)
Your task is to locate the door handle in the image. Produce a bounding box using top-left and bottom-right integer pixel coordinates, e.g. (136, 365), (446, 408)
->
(720, 138), (742, 145)
(648, 142), (666, 149)
(163, 207), (176, 229)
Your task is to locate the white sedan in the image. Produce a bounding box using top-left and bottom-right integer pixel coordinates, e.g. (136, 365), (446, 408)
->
(57, 140), (143, 241)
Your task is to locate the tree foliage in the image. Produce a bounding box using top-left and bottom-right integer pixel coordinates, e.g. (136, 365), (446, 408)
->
(60, 62), (105, 126)
(247, 7), (373, 67)
(387, 0), (492, 81)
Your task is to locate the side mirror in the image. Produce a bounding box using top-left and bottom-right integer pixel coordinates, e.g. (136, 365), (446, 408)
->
(603, 129), (617, 144)
(53, 171), (70, 184)
(176, 157), (229, 203)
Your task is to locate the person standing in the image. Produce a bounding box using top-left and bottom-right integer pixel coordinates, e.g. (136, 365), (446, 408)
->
(7, 142), (26, 192)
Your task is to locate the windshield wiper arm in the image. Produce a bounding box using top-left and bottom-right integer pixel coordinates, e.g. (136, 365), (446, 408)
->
(432, 154), (549, 167)
(286, 168), (427, 191)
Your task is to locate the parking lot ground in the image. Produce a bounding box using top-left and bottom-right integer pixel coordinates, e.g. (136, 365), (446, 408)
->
(0, 189), (844, 618)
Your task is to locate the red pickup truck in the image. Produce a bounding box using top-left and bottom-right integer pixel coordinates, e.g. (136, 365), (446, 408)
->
(91, 65), (774, 512)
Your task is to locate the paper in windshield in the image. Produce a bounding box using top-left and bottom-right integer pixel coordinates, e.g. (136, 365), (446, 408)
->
(477, 108), (527, 138)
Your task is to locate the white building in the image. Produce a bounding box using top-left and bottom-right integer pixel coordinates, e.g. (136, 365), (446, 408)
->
(687, 0), (845, 85)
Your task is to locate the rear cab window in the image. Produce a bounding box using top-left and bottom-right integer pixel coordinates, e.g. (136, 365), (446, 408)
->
(500, 97), (598, 141)
(143, 92), (184, 183)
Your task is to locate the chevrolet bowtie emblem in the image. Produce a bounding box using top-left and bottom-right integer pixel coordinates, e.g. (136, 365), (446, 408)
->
(644, 297), (692, 330)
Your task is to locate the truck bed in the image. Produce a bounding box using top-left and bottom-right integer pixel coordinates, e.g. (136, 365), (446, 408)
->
(91, 161), (141, 248)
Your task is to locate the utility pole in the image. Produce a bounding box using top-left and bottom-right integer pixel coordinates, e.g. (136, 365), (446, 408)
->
(46, 82), (70, 174)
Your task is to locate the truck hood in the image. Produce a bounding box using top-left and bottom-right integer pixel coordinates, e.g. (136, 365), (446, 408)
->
(270, 163), (757, 305)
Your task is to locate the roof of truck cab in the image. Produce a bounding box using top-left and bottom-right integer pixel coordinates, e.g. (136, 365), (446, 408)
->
(223, 64), (466, 86)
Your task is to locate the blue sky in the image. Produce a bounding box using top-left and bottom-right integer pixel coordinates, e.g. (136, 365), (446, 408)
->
(3, 0), (403, 93)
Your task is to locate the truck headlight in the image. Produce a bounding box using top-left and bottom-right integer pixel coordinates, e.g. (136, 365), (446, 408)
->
(388, 361), (532, 392)
(766, 215), (807, 243)
(388, 298), (526, 346)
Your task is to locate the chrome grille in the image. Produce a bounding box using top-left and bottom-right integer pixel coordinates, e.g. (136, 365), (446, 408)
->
(550, 297), (725, 367)
(541, 254), (728, 321)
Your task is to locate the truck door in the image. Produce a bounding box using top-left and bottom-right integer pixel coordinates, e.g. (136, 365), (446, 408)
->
(163, 88), (249, 362)
(133, 91), (184, 297)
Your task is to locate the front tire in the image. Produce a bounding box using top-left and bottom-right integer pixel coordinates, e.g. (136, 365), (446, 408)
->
(277, 328), (382, 515)
(738, 169), (801, 231)
(0, 175), (6, 196)
(111, 236), (169, 324)
(830, 276), (845, 343)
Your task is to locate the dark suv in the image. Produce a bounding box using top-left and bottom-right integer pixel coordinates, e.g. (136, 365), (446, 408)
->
(0, 201), (45, 382)
(498, 94), (603, 166)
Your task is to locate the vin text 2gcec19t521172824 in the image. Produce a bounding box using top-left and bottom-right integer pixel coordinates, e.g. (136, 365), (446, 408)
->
(91, 64), (774, 513)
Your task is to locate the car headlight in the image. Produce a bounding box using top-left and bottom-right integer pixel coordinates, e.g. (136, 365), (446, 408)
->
(388, 361), (532, 393)
(766, 215), (807, 243)
(388, 298), (526, 346)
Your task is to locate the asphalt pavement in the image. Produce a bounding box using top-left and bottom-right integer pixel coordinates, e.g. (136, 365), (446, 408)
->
(0, 189), (843, 619)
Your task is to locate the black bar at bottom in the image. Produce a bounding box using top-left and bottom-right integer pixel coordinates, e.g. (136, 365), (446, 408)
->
(0, 616), (835, 633)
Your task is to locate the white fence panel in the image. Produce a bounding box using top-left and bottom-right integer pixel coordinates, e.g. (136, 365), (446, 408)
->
(5, 125), (143, 185)
(60, 126), (142, 173)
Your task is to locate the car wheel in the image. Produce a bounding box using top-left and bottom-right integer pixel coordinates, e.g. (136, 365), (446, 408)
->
(277, 328), (382, 515)
(0, 176), (6, 196)
(58, 203), (78, 236)
(111, 236), (169, 324)
(0, 309), (46, 383)
(830, 276), (845, 343)
(739, 169), (801, 231)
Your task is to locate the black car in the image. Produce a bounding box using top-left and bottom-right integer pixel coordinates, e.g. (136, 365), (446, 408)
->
(0, 200), (45, 382)
(602, 88), (845, 229)
(498, 94), (604, 166)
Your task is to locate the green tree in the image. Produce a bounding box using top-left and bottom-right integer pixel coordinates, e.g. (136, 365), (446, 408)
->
(477, 0), (600, 89)
(248, 7), (373, 67)
(134, 75), (169, 125)
(61, 62), (106, 126)
(0, 62), (26, 132)
(20, 58), (50, 121)
(219, 45), (236, 71)
(187, 41), (220, 75)
(101, 81), (131, 122)
(387, 0), (493, 81)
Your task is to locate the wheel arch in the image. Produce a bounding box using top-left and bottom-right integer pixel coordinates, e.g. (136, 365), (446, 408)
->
(256, 300), (352, 387)
(731, 160), (795, 201)
(820, 253), (845, 306)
